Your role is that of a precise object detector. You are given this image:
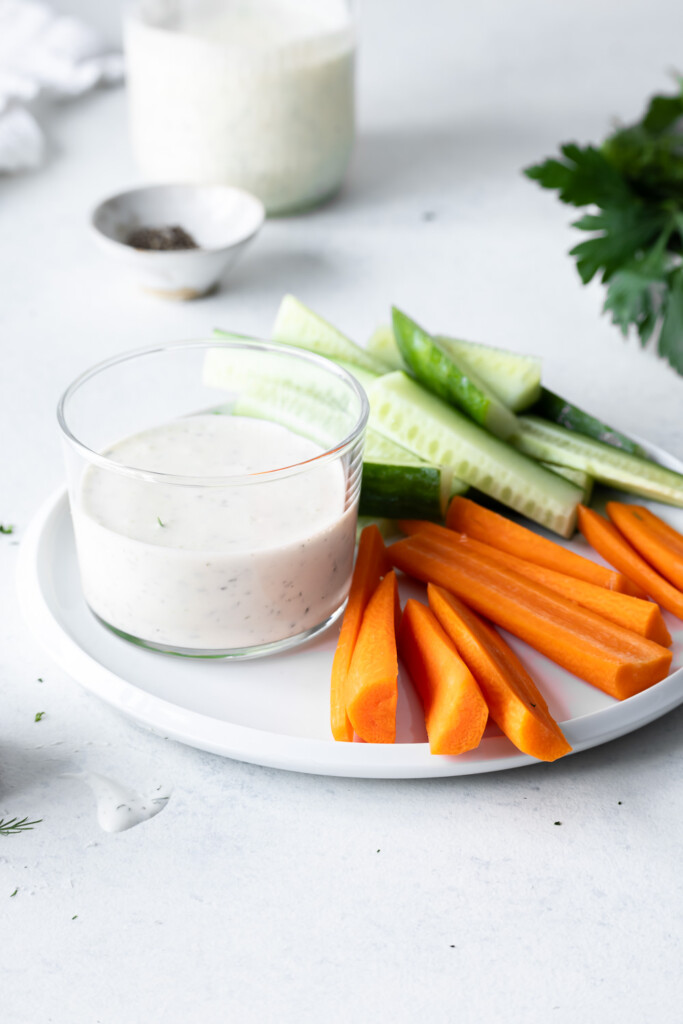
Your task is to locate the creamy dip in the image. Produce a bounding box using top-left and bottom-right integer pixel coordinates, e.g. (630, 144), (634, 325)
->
(72, 415), (356, 653)
(125, 0), (356, 214)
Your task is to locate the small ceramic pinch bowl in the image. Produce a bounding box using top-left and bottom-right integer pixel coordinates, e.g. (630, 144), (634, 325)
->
(91, 183), (265, 300)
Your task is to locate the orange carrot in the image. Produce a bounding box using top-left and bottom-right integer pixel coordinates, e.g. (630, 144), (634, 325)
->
(399, 520), (671, 646)
(389, 535), (672, 700)
(398, 599), (488, 755)
(427, 585), (572, 761)
(330, 524), (387, 741)
(578, 504), (683, 621)
(607, 502), (683, 591)
(445, 497), (645, 597)
(345, 570), (400, 743)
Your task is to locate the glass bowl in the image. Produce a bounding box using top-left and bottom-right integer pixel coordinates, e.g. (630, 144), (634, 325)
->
(58, 340), (368, 658)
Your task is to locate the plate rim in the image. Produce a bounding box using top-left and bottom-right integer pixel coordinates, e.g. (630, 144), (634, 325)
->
(16, 459), (683, 778)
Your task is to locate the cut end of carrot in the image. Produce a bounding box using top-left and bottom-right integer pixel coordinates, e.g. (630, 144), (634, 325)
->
(330, 524), (388, 742)
(607, 500), (683, 597)
(398, 598), (488, 756)
(346, 570), (399, 744)
(427, 585), (572, 762)
(578, 504), (683, 624)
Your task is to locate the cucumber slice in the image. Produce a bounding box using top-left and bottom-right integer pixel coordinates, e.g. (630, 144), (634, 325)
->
(361, 462), (451, 520)
(212, 329), (381, 391)
(366, 325), (406, 371)
(366, 421), (472, 495)
(368, 372), (582, 536)
(530, 389), (648, 457)
(436, 335), (542, 412)
(367, 323), (541, 412)
(362, 430), (467, 519)
(541, 462), (594, 505)
(202, 348), (353, 446)
(271, 294), (388, 374)
(364, 429), (427, 465)
(513, 416), (683, 507)
(392, 307), (519, 441)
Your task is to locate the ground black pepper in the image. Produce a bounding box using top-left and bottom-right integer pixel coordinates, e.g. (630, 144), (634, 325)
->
(126, 225), (198, 251)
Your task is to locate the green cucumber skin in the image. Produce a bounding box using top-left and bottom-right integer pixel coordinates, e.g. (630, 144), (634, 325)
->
(391, 307), (519, 441)
(360, 463), (446, 520)
(366, 324), (541, 412)
(530, 389), (647, 457)
(436, 336), (542, 412)
(514, 416), (683, 507)
(368, 372), (581, 536)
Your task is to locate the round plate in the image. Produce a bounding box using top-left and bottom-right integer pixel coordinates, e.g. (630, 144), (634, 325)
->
(17, 464), (683, 778)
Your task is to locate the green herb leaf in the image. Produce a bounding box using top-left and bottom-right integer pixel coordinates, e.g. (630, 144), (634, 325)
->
(157, 517), (166, 528)
(570, 206), (667, 283)
(0, 524), (13, 535)
(525, 143), (633, 208)
(642, 91), (683, 135)
(0, 817), (42, 836)
(658, 268), (683, 373)
(603, 258), (667, 344)
(34, 711), (45, 722)
(525, 80), (683, 373)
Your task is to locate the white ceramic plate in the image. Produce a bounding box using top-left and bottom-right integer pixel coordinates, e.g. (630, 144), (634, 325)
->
(17, 459), (683, 778)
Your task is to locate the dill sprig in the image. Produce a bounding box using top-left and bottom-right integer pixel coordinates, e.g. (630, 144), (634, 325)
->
(0, 816), (42, 836)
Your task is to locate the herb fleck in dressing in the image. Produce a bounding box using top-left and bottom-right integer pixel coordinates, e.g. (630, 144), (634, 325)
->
(73, 415), (356, 651)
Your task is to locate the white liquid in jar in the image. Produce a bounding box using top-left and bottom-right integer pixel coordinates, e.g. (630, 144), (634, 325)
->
(72, 415), (357, 652)
(125, 0), (356, 214)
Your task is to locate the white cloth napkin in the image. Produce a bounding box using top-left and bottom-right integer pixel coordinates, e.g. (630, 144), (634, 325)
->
(0, 0), (124, 172)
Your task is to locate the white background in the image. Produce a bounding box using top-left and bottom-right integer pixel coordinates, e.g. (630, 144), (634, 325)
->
(2, 1), (683, 1021)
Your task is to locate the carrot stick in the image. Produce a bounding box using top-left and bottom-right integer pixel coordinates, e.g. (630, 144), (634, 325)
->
(399, 520), (671, 646)
(607, 502), (683, 591)
(398, 599), (488, 755)
(388, 535), (672, 700)
(445, 496), (645, 597)
(330, 524), (387, 741)
(427, 584), (572, 761)
(578, 504), (683, 621)
(345, 570), (400, 743)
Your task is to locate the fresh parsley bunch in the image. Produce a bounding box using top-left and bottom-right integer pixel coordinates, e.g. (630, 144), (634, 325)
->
(525, 82), (683, 373)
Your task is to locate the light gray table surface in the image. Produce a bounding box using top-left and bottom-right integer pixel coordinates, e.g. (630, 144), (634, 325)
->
(2, 1), (683, 1021)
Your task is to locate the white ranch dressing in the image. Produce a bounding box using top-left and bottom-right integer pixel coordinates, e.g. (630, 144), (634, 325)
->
(73, 415), (355, 652)
(65, 772), (171, 833)
(125, 0), (356, 213)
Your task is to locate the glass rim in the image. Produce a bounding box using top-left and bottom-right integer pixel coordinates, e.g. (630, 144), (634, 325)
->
(57, 338), (370, 487)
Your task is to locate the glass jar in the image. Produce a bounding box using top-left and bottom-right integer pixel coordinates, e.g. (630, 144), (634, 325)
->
(124, 0), (357, 215)
(58, 340), (368, 658)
